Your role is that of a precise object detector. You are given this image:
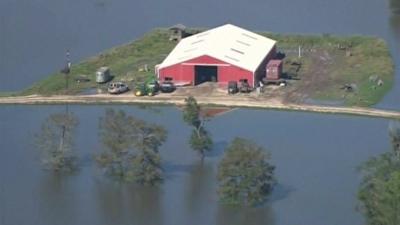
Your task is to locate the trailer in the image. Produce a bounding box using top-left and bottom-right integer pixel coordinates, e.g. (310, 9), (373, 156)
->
(263, 60), (285, 85)
(96, 67), (111, 83)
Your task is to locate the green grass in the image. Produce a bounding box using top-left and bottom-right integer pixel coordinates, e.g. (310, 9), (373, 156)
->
(17, 28), (176, 96)
(306, 37), (394, 106)
(256, 32), (394, 106)
(3, 28), (395, 107)
(261, 32), (371, 49)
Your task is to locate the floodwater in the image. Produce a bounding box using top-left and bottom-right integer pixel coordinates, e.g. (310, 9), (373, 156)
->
(0, 105), (392, 225)
(0, 0), (399, 225)
(0, 0), (399, 109)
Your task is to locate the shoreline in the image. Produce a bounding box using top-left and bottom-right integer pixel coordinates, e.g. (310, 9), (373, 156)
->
(7, 28), (394, 107)
(1, 94), (399, 119)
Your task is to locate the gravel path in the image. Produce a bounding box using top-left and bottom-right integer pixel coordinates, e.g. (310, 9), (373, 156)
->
(0, 94), (399, 119)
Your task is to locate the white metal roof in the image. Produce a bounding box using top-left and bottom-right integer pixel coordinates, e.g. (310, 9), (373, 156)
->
(158, 24), (276, 72)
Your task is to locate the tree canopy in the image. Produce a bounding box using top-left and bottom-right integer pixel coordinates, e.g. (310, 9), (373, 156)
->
(189, 128), (213, 156)
(218, 137), (276, 206)
(183, 96), (201, 128)
(182, 96), (213, 159)
(36, 112), (79, 173)
(358, 123), (400, 225)
(96, 108), (167, 184)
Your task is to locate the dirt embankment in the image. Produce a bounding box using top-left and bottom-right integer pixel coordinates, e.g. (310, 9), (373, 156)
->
(1, 92), (399, 120)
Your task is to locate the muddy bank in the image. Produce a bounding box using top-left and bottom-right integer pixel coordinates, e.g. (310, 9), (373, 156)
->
(1, 94), (399, 119)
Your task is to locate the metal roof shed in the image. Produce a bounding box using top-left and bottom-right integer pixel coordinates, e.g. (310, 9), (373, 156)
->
(157, 24), (277, 87)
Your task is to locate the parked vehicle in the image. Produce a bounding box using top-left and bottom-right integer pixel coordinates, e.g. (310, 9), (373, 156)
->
(238, 79), (252, 93)
(107, 82), (129, 94)
(147, 80), (160, 93)
(96, 67), (112, 83)
(160, 80), (176, 93)
(135, 83), (155, 96)
(227, 81), (238, 94)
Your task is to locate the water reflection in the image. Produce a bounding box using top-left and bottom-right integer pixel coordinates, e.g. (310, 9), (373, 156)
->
(390, 0), (400, 41)
(36, 174), (78, 225)
(390, 0), (400, 14)
(269, 183), (296, 203)
(93, 180), (163, 225)
(184, 161), (216, 215)
(93, 180), (126, 224)
(216, 204), (275, 225)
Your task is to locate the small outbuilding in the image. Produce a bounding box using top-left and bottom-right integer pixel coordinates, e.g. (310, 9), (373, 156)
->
(169, 24), (187, 41)
(157, 24), (277, 87)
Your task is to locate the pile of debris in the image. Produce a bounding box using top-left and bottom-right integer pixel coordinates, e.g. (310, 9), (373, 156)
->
(369, 75), (384, 87)
(341, 83), (358, 92)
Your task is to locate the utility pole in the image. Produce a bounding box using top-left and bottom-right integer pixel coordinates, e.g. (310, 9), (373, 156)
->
(61, 50), (71, 94)
(298, 45), (302, 58)
(60, 50), (71, 114)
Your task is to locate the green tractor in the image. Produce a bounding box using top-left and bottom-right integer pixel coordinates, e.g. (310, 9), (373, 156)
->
(134, 74), (160, 97)
(135, 83), (155, 96)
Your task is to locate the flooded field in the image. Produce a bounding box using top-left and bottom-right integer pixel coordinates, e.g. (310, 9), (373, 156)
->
(0, 0), (399, 224)
(0, 105), (393, 225)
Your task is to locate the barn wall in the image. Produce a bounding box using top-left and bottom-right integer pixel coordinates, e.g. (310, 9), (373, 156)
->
(254, 45), (277, 86)
(218, 66), (253, 87)
(159, 55), (227, 84)
(158, 64), (193, 83)
(158, 55), (255, 87)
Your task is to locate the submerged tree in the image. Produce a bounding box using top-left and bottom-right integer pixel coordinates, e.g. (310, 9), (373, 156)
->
(36, 112), (79, 172)
(389, 122), (400, 157)
(189, 128), (213, 158)
(182, 96), (213, 159)
(183, 96), (201, 127)
(130, 118), (166, 185)
(358, 123), (400, 225)
(96, 109), (134, 178)
(96, 108), (166, 185)
(217, 137), (276, 206)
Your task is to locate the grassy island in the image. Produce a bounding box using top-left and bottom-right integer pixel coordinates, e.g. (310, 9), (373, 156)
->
(5, 28), (395, 107)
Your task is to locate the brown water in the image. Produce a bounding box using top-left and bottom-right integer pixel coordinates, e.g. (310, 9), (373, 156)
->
(0, 0), (399, 225)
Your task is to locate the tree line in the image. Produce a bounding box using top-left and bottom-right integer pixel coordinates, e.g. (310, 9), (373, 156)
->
(35, 99), (400, 215)
(358, 123), (400, 225)
(36, 97), (276, 206)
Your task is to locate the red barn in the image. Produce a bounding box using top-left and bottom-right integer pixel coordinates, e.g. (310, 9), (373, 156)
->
(156, 24), (277, 87)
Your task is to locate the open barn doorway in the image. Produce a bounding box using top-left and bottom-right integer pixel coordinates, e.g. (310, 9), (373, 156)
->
(194, 65), (218, 85)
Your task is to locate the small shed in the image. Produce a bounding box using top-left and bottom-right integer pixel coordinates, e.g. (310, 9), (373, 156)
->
(169, 24), (186, 41)
(266, 60), (283, 80)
